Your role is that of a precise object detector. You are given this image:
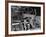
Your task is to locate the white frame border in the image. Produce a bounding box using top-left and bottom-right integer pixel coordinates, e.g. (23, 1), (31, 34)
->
(8, 3), (43, 34)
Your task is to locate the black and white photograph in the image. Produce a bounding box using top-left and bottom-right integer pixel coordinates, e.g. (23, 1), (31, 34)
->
(11, 6), (41, 31)
(8, 2), (45, 35)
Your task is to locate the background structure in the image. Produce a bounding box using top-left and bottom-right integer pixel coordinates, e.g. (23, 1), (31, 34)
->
(0, 0), (46, 37)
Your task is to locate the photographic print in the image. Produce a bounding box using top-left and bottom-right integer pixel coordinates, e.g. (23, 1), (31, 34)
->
(11, 6), (41, 31)
(5, 1), (45, 36)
